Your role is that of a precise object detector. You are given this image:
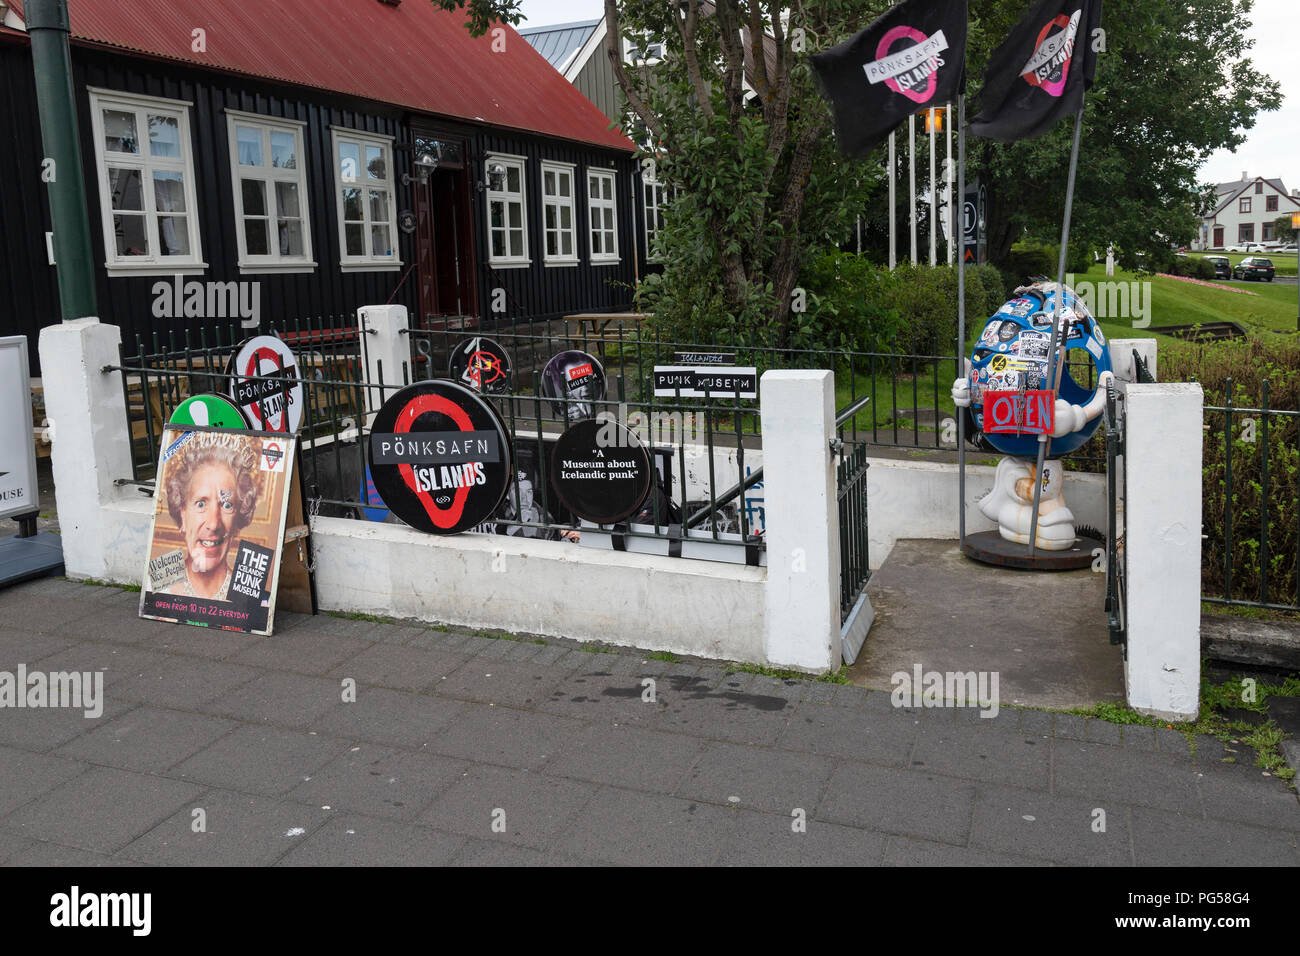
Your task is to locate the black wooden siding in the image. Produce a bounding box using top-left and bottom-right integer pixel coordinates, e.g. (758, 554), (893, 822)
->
(0, 39), (640, 374)
(472, 129), (639, 327)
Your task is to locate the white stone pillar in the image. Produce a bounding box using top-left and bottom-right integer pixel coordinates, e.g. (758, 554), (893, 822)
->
(1109, 338), (1157, 383)
(37, 318), (133, 580)
(1124, 382), (1202, 720)
(760, 369), (841, 672)
(358, 304), (410, 414)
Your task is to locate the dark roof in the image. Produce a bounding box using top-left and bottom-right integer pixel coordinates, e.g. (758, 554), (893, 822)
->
(518, 19), (601, 73)
(7, 0), (631, 151)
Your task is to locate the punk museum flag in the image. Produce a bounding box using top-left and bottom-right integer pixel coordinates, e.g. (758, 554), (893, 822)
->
(969, 0), (1103, 142)
(811, 0), (968, 158)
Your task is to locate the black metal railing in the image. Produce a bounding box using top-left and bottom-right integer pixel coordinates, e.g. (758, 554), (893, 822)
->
(1202, 377), (1300, 613)
(836, 395), (873, 624)
(1103, 380), (1126, 647)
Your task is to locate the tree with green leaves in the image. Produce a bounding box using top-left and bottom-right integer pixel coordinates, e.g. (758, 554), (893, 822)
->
(965, 0), (1280, 268)
(602, 0), (887, 345)
(1274, 215), (1297, 245)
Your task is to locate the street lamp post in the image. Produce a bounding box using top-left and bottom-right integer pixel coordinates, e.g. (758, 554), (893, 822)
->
(28, 0), (97, 322)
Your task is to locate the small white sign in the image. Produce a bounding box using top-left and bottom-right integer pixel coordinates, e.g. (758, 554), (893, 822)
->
(0, 337), (40, 520)
(652, 366), (758, 399)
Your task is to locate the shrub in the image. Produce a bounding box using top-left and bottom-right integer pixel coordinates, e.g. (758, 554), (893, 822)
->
(1162, 337), (1300, 606)
(796, 250), (906, 350)
(1005, 242), (1054, 284)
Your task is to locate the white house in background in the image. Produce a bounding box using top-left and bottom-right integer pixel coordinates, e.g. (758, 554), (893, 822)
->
(1194, 172), (1300, 249)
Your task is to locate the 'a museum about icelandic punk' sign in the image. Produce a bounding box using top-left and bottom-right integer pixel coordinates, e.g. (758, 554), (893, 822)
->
(367, 380), (513, 535)
(550, 419), (652, 525)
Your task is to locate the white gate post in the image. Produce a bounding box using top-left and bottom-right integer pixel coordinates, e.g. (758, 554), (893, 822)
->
(761, 369), (841, 672)
(1124, 382), (1203, 720)
(358, 304), (411, 414)
(37, 318), (133, 580)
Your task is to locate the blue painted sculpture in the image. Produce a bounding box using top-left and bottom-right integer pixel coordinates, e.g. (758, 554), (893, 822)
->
(952, 282), (1115, 550)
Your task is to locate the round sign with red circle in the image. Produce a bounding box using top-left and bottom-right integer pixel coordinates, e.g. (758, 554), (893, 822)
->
(448, 336), (512, 395)
(227, 335), (304, 434)
(367, 380), (513, 535)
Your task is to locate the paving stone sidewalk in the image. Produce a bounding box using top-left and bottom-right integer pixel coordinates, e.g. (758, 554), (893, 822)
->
(0, 577), (1297, 866)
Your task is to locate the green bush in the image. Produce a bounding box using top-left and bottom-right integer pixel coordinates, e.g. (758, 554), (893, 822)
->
(1194, 257), (1217, 281)
(1162, 338), (1300, 606)
(796, 250), (906, 350)
(1005, 242), (1054, 284)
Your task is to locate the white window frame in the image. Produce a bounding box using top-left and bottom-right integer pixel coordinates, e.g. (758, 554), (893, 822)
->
(587, 168), (619, 264)
(642, 166), (668, 263)
(87, 88), (206, 277)
(226, 110), (315, 274)
(330, 126), (401, 272)
(540, 160), (578, 266)
(485, 153), (530, 268)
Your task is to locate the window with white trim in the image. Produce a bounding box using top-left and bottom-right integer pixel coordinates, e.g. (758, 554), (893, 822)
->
(331, 128), (399, 269)
(587, 169), (618, 263)
(486, 155), (529, 266)
(643, 176), (667, 262)
(541, 161), (577, 265)
(88, 89), (204, 274)
(227, 112), (314, 272)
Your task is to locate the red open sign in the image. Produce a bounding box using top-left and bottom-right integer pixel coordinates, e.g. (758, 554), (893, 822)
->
(983, 390), (1055, 435)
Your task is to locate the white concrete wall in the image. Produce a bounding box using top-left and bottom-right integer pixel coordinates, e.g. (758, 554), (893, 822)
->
(866, 457), (1106, 569)
(1124, 382), (1203, 720)
(38, 319), (135, 581)
(761, 370), (841, 671)
(312, 517), (767, 660)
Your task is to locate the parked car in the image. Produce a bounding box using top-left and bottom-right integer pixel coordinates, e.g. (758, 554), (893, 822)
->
(1226, 242), (1263, 253)
(1277, 243), (1298, 253)
(1233, 257), (1276, 281)
(1203, 255), (1232, 279)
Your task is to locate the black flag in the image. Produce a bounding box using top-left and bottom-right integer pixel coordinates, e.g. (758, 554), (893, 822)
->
(969, 0), (1103, 142)
(811, 0), (968, 158)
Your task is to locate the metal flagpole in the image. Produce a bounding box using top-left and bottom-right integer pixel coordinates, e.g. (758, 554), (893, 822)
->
(929, 109), (937, 265)
(957, 94), (967, 544)
(889, 130), (897, 269)
(909, 114), (917, 265)
(1026, 108), (1086, 557)
(946, 103), (954, 265)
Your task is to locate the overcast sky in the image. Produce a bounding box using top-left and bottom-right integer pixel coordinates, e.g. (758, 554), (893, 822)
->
(519, 0), (1297, 191)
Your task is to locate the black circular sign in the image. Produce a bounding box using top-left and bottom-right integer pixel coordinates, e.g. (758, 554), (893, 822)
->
(549, 419), (652, 525)
(448, 336), (512, 394)
(368, 380), (513, 535)
(398, 209), (417, 234)
(540, 350), (606, 423)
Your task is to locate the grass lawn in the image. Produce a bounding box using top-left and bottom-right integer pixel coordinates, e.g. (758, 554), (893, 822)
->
(1063, 265), (1300, 339)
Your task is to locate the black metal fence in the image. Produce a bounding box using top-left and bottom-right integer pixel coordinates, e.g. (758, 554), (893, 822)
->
(1103, 381), (1127, 647)
(836, 395), (873, 624)
(1202, 378), (1300, 613)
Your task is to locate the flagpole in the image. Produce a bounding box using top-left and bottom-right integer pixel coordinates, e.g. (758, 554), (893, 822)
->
(946, 103), (954, 265)
(929, 109), (937, 265)
(957, 94), (967, 545)
(889, 130), (897, 269)
(1026, 107), (1085, 557)
(909, 114), (917, 265)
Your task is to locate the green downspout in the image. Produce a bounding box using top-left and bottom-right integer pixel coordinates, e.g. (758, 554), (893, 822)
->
(27, 0), (97, 321)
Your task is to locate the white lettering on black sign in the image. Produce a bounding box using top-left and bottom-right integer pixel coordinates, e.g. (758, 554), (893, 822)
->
(652, 366), (758, 399)
(370, 431), (502, 465)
